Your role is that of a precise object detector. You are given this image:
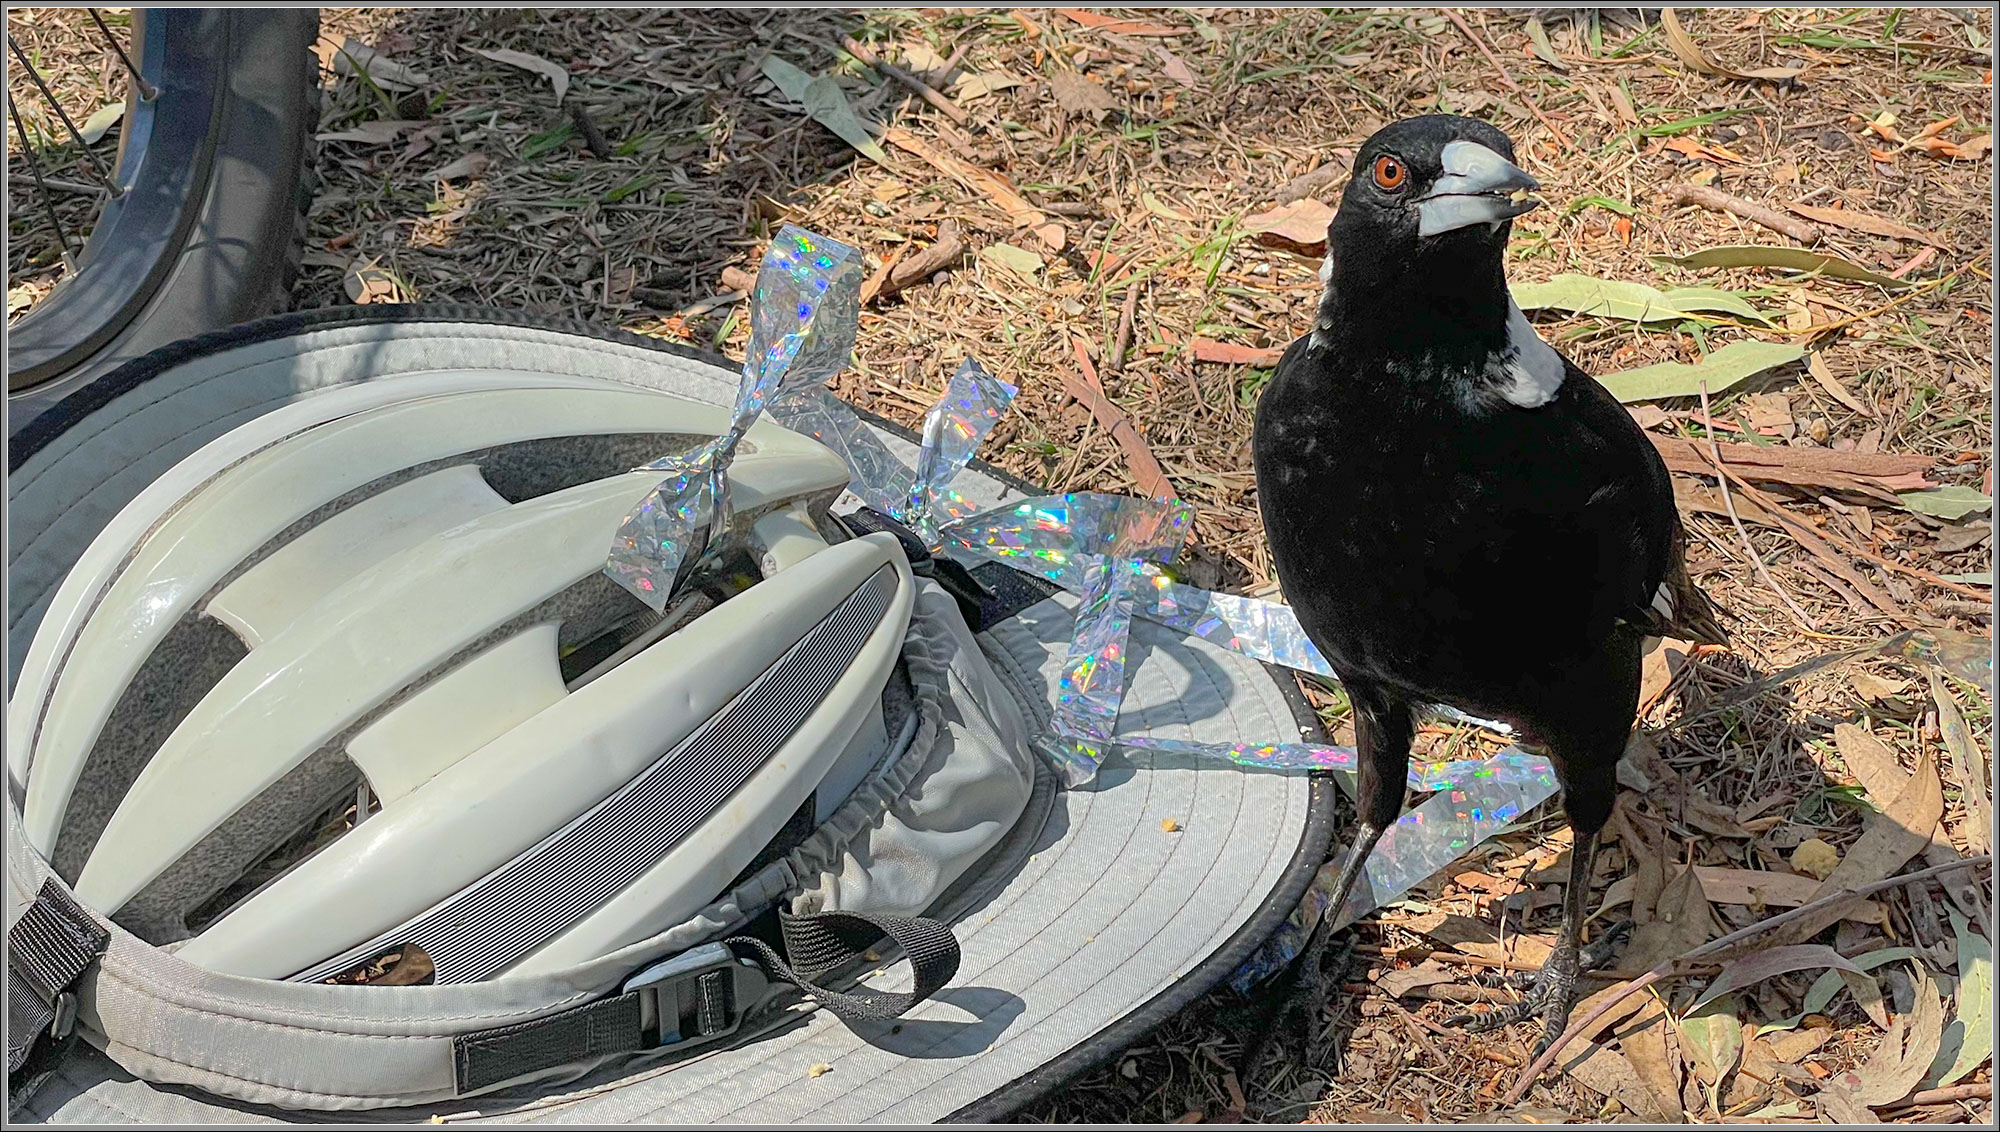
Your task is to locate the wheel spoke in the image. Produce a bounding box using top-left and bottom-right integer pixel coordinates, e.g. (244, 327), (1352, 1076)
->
(87, 9), (157, 101)
(6, 88), (79, 270)
(6, 32), (121, 197)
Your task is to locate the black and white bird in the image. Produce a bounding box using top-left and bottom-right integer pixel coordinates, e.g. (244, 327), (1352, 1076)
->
(1252, 115), (1727, 1053)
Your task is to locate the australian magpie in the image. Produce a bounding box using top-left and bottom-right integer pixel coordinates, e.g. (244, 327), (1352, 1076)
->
(1252, 115), (1727, 1054)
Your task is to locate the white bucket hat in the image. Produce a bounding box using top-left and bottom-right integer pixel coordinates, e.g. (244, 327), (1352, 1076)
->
(6, 306), (1337, 1124)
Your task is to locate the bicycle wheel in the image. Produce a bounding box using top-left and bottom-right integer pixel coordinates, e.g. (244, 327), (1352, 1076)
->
(6, 8), (320, 439)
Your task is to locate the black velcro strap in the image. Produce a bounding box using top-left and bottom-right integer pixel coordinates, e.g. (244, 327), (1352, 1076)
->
(968, 560), (1060, 629)
(453, 992), (643, 1095)
(724, 909), (959, 1023)
(7, 880), (109, 1076)
(7, 970), (57, 1075)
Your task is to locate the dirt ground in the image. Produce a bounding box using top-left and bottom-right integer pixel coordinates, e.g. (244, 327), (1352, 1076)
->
(8, 7), (1995, 1124)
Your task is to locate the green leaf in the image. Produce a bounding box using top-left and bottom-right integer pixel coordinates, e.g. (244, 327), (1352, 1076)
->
(1678, 992), (1744, 1106)
(1693, 944), (1876, 1014)
(760, 56), (888, 164)
(1597, 339), (1805, 403)
(1653, 245), (1919, 290)
(1897, 486), (1993, 521)
(1939, 571), (1993, 586)
(1766, 946), (1924, 1034)
(1566, 194), (1635, 217)
(978, 242), (1043, 279)
(79, 100), (124, 146)
(1512, 274), (1770, 325)
(601, 173), (658, 204)
(1937, 909), (1992, 1085)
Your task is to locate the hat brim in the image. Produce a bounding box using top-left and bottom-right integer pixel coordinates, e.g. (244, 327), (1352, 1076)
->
(7, 307), (1337, 1125)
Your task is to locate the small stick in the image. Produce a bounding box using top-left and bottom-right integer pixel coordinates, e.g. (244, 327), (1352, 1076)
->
(1110, 283), (1140, 373)
(1698, 381), (1819, 632)
(1881, 1082), (1993, 1110)
(568, 104), (615, 161)
(1063, 335), (1176, 501)
(1381, 997), (1449, 1065)
(842, 36), (968, 125)
(1668, 183), (1822, 243)
(876, 219), (965, 300)
(1710, 463), (1912, 621)
(1440, 10), (1572, 152)
(1500, 855), (1993, 1105)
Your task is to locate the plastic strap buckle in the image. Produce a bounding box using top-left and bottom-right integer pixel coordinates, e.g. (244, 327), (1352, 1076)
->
(621, 942), (776, 1050)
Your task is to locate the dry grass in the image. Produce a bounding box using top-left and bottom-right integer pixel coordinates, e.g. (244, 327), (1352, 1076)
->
(8, 6), (1993, 1124)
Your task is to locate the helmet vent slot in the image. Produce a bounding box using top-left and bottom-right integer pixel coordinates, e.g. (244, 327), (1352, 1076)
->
(51, 615), (248, 888)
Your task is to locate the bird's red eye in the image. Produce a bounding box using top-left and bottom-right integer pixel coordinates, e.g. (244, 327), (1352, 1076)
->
(1372, 155), (1407, 191)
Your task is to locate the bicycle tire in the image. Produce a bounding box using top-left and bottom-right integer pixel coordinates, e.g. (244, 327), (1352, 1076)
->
(5, 8), (320, 436)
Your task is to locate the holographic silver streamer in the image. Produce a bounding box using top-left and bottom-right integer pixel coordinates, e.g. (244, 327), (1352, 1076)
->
(769, 356), (1016, 547)
(910, 357), (1016, 545)
(1225, 748), (1562, 993)
(605, 225), (862, 609)
(1038, 497), (1194, 786)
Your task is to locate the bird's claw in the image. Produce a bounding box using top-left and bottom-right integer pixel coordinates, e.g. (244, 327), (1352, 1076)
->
(1442, 920), (1635, 1051)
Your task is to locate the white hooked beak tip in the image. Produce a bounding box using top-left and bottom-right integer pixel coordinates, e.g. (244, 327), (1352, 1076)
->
(1416, 140), (1542, 237)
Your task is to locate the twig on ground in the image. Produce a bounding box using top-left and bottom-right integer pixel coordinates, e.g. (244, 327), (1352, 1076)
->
(1111, 283), (1140, 374)
(1500, 855), (1994, 1105)
(1881, 1082), (1994, 1111)
(1063, 336), (1176, 501)
(841, 36), (968, 125)
(1698, 381), (1820, 632)
(1669, 183), (1823, 243)
(875, 219), (965, 301)
(568, 104), (614, 161)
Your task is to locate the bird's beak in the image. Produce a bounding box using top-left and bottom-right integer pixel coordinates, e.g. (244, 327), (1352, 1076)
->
(1416, 140), (1542, 237)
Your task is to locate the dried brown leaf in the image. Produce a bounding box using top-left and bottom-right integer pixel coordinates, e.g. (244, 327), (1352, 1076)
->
(1047, 69), (1119, 121)
(1930, 670), (1991, 854)
(1784, 202), (1947, 247)
(1659, 8), (1804, 81)
(1806, 352), (1875, 418)
(1789, 751), (1946, 941)
(1243, 198), (1335, 254)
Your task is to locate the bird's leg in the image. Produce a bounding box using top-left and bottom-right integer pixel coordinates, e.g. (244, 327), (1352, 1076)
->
(1294, 690), (1412, 1018)
(1446, 828), (1630, 1056)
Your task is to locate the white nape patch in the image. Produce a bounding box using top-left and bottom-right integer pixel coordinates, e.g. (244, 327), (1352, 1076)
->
(1650, 579), (1677, 622)
(1487, 299), (1566, 408)
(1309, 255), (1337, 348)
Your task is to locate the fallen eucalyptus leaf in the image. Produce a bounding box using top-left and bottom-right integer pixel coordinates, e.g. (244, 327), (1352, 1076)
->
(1839, 966), (1944, 1106)
(1784, 202), (1946, 247)
(1677, 991), (1743, 1107)
(334, 38), (429, 92)
(1693, 944), (1877, 1022)
(1934, 910), (1991, 1085)
(979, 242), (1043, 279)
(474, 47), (570, 104)
(428, 152), (492, 182)
(1652, 245), (1918, 289)
(1244, 198), (1335, 254)
(1660, 8), (1805, 81)
(79, 100), (124, 145)
(1930, 669), (1991, 855)
(760, 56), (888, 163)
(316, 118), (424, 145)
(1898, 485), (1993, 521)
(1511, 274), (1771, 325)
(1596, 340), (1804, 403)
(1048, 69), (1119, 121)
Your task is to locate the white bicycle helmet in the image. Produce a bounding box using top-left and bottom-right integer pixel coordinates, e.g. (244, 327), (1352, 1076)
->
(7, 372), (917, 985)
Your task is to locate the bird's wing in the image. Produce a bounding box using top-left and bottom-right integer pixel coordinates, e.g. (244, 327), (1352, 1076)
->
(1554, 355), (1729, 646)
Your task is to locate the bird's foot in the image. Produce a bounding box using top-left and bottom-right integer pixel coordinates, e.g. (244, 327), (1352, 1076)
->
(1445, 920), (1633, 1057)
